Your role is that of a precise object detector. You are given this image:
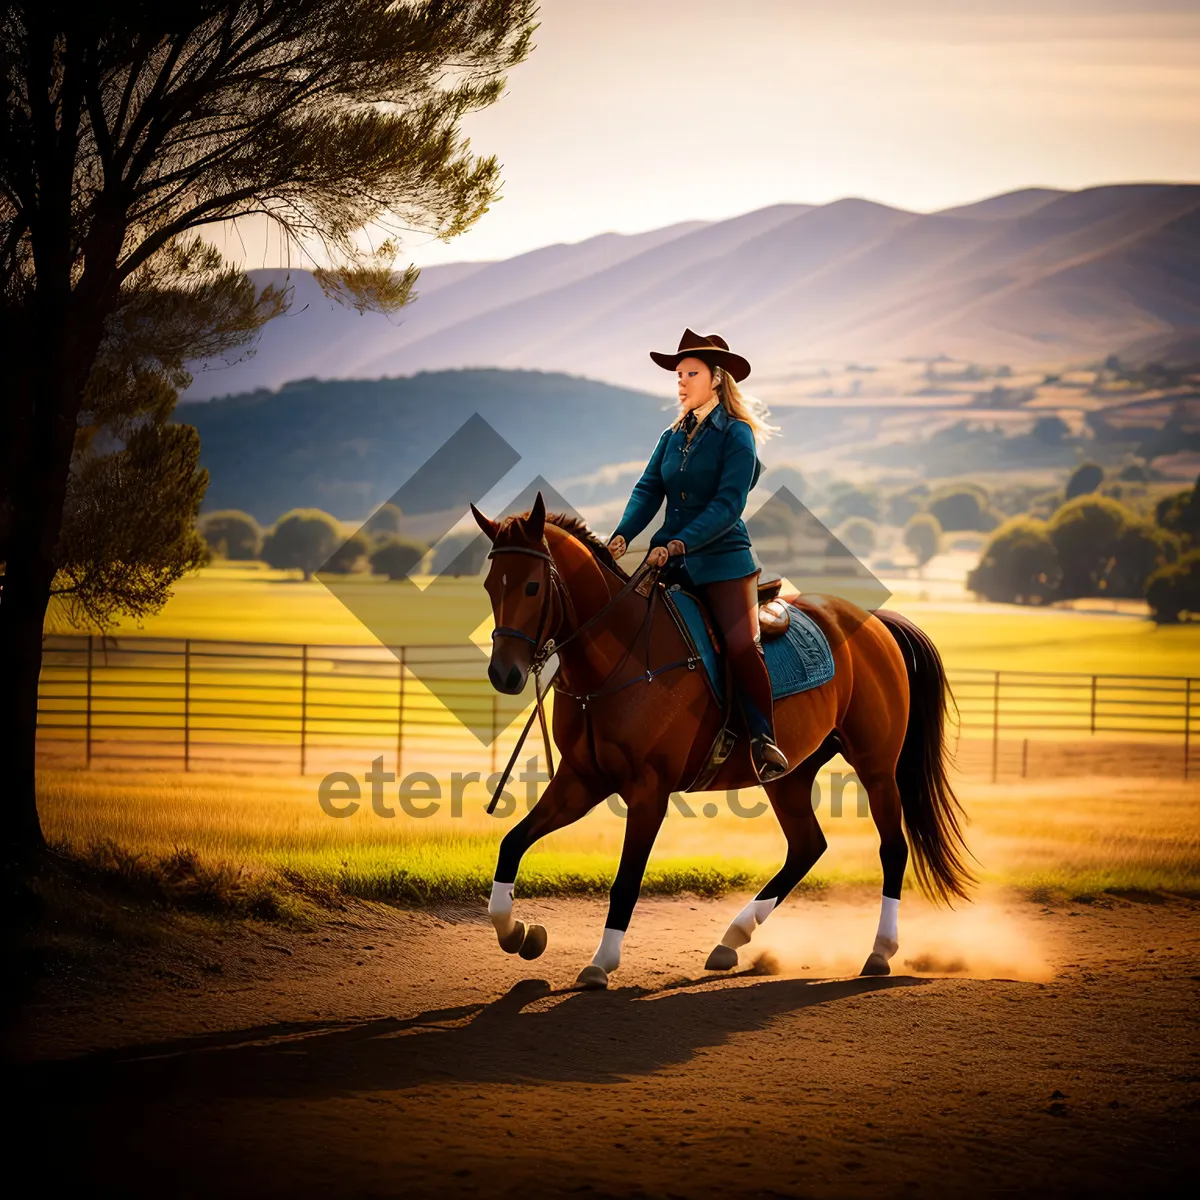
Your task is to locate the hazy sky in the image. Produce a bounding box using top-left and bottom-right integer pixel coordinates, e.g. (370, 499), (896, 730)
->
(213, 0), (1200, 270)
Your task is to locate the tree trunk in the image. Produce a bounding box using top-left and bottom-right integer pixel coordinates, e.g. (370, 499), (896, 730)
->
(0, 305), (97, 862)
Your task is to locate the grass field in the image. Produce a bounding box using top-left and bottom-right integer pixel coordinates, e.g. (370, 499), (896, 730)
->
(44, 561), (1200, 677)
(38, 562), (1200, 915)
(38, 765), (1200, 916)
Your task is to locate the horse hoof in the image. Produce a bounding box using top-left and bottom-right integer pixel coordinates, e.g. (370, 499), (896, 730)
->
(575, 964), (609, 990)
(519, 923), (548, 960)
(705, 944), (739, 971)
(860, 952), (891, 977)
(498, 920), (526, 955)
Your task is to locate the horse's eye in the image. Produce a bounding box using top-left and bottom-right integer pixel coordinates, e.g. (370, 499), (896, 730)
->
(525, 581), (539, 596)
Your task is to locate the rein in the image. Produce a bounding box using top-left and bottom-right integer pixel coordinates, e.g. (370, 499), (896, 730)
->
(483, 544), (699, 814)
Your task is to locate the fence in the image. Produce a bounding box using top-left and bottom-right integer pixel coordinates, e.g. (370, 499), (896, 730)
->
(34, 634), (1199, 782)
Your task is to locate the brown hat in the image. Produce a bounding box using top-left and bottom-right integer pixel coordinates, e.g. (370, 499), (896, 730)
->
(650, 328), (751, 383)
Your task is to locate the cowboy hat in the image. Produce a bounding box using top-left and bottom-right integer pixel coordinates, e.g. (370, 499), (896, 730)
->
(649, 328), (751, 383)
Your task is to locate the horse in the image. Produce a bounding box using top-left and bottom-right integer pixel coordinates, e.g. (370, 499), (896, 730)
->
(471, 491), (974, 989)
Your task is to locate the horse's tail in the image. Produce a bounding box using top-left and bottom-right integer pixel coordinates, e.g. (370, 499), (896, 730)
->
(874, 609), (976, 905)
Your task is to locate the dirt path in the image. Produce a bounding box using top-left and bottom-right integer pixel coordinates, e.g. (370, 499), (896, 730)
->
(9, 888), (1200, 1198)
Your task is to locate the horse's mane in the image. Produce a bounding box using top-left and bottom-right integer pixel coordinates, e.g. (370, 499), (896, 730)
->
(492, 508), (629, 577)
(545, 511), (628, 578)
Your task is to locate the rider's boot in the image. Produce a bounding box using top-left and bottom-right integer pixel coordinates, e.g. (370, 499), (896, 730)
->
(737, 644), (789, 783)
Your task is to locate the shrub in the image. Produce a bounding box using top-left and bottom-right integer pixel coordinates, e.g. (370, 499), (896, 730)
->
(1047, 494), (1129, 598)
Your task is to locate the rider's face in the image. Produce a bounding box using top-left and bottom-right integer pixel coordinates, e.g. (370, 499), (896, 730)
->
(676, 356), (714, 413)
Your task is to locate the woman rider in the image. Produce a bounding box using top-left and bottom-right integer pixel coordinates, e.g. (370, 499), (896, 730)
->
(606, 329), (789, 783)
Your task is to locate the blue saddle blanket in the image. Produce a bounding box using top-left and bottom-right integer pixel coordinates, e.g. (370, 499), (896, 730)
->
(668, 590), (835, 701)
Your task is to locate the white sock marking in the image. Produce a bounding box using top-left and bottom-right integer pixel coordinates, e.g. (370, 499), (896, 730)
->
(873, 895), (900, 957)
(488, 880), (516, 939)
(720, 896), (778, 949)
(590, 927), (625, 973)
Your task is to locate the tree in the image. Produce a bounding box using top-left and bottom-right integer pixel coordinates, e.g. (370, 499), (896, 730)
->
(260, 509), (342, 580)
(362, 502), (404, 540)
(1145, 552), (1200, 624)
(1107, 521), (1177, 599)
(928, 484), (997, 533)
(885, 487), (924, 527)
(323, 530), (370, 574)
(370, 535), (430, 580)
(904, 513), (941, 573)
(430, 530), (489, 576)
(1032, 415), (1070, 445)
(967, 516), (1060, 604)
(826, 484), (880, 526)
(199, 510), (262, 561)
(837, 517), (877, 558)
(1047, 495), (1129, 598)
(1065, 462), (1103, 501)
(0, 1), (536, 854)
(1156, 474), (1200, 547)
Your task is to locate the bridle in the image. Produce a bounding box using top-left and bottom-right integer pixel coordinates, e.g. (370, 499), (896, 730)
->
(483, 537), (697, 813)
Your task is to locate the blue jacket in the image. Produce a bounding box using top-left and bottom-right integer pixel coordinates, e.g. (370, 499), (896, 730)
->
(612, 403), (763, 585)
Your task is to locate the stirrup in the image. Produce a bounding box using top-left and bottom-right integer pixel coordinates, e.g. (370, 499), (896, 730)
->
(750, 735), (789, 782)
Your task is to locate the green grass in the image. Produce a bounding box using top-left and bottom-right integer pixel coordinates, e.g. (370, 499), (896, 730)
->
(38, 769), (1200, 916)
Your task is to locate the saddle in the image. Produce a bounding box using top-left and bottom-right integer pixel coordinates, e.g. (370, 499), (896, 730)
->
(636, 570), (792, 640)
(642, 570), (812, 792)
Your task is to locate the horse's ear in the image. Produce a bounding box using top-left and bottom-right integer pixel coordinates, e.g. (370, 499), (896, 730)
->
(470, 502), (499, 543)
(527, 490), (546, 540)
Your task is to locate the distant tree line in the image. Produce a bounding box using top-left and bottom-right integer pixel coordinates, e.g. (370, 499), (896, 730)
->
(967, 468), (1200, 623)
(197, 504), (497, 582)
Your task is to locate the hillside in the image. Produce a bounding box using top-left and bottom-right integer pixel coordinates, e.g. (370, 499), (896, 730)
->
(184, 184), (1200, 402)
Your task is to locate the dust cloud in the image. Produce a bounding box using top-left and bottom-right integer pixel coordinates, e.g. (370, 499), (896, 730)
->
(746, 891), (1053, 982)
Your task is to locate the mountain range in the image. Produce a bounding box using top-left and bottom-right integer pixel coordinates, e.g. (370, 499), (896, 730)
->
(183, 183), (1200, 402)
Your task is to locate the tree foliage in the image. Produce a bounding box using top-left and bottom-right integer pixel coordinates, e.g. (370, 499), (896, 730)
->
(370, 535), (430, 580)
(260, 508), (342, 580)
(1064, 461), (1103, 501)
(928, 483), (997, 533)
(904, 512), (941, 569)
(199, 509), (262, 561)
(967, 516), (1060, 604)
(0, 0), (537, 850)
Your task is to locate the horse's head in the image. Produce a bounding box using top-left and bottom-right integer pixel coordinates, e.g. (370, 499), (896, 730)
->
(471, 490), (559, 695)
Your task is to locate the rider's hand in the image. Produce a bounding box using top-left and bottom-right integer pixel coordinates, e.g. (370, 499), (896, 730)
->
(607, 534), (627, 559)
(646, 539), (686, 568)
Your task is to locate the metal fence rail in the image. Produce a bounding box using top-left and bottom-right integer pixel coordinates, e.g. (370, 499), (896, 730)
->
(35, 635), (1200, 781)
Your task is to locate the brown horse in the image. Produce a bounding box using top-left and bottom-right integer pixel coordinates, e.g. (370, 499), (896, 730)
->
(472, 492), (974, 989)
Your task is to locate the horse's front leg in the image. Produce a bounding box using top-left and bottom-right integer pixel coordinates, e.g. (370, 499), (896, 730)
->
(489, 761), (607, 960)
(576, 780), (669, 989)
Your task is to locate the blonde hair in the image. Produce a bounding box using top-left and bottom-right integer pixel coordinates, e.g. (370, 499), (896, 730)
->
(670, 361), (781, 444)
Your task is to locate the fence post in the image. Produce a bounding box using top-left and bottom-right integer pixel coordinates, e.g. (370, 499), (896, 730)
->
(1090, 675), (1097, 735)
(1186, 678), (1193, 783)
(300, 644), (309, 776)
(85, 634), (93, 768)
(991, 670), (1000, 784)
(396, 647), (406, 779)
(184, 639), (191, 773)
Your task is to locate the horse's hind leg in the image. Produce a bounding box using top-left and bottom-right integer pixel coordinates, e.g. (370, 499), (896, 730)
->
(853, 765), (909, 977)
(705, 740), (834, 971)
